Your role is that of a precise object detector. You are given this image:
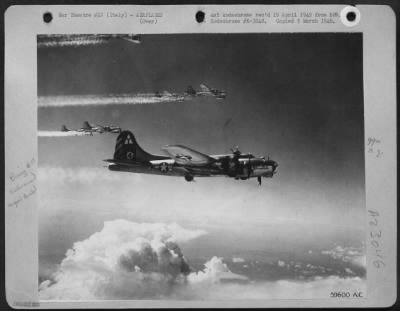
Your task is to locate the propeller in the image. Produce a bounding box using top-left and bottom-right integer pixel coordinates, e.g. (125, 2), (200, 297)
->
(273, 161), (279, 175)
(230, 146), (241, 156)
(246, 152), (252, 179)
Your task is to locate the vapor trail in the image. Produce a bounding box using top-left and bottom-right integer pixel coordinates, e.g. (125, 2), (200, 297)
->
(38, 131), (90, 137)
(38, 34), (125, 48)
(38, 94), (186, 108)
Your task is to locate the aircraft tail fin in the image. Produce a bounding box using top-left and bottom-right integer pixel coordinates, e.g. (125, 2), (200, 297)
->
(61, 125), (69, 132)
(199, 84), (210, 92)
(81, 121), (92, 130)
(186, 85), (196, 95)
(113, 131), (169, 163)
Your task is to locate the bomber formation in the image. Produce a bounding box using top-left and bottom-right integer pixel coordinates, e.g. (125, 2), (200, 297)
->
(40, 34), (278, 185)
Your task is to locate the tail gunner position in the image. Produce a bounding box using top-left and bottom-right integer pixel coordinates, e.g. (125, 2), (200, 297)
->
(105, 131), (278, 185)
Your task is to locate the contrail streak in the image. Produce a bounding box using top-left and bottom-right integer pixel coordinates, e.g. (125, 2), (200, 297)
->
(38, 94), (186, 107)
(38, 131), (90, 137)
(37, 34), (141, 48)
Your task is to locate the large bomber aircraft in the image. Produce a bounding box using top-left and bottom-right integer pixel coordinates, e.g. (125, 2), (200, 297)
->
(105, 131), (278, 185)
(185, 84), (227, 100)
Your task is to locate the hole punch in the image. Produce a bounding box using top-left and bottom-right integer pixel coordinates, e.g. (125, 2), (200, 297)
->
(340, 6), (360, 27)
(195, 11), (205, 23)
(346, 11), (356, 22)
(43, 12), (53, 23)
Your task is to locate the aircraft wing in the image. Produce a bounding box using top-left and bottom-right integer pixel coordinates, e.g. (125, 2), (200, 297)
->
(162, 145), (215, 166)
(199, 84), (211, 93)
(93, 123), (105, 131)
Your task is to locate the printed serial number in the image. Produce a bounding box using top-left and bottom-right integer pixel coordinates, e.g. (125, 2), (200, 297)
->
(330, 291), (364, 298)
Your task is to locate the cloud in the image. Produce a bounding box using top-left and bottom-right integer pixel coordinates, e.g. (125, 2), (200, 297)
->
(277, 260), (286, 268)
(38, 167), (126, 184)
(177, 275), (366, 300)
(232, 257), (245, 263)
(345, 268), (356, 275)
(321, 245), (366, 269)
(39, 220), (366, 301)
(188, 257), (248, 284)
(39, 220), (206, 300)
(350, 256), (366, 269)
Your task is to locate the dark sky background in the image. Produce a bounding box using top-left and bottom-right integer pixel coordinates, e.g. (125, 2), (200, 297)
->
(37, 33), (365, 278)
(38, 33), (364, 178)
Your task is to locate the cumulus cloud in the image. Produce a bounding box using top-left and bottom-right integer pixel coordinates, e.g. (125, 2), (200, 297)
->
(344, 268), (356, 275)
(277, 260), (286, 268)
(39, 220), (366, 301)
(232, 257), (245, 263)
(188, 257), (248, 284)
(321, 245), (366, 269)
(39, 220), (206, 300)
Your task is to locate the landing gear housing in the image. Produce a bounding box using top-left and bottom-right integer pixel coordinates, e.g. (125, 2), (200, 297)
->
(184, 175), (194, 182)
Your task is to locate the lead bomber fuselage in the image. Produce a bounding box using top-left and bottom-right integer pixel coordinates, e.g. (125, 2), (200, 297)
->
(105, 131), (278, 184)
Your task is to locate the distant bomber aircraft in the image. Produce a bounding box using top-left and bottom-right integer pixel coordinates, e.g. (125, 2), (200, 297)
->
(100, 124), (122, 133)
(60, 124), (92, 136)
(105, 131), (278, 185)
(82, 121), (104, 134)
(84, 121), (122, 134)
(185, 84), (227, 100)
(155, 90), (185, 102)
(61, 121), (121, 135)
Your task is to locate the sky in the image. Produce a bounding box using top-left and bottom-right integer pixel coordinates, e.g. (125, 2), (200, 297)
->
(37, 33), (366, 300)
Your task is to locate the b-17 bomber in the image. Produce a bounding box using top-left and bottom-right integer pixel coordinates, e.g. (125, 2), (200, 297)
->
(61, 121), (122, 135)
(184, 84), (227, 100)
(105, 131), (278, 185)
